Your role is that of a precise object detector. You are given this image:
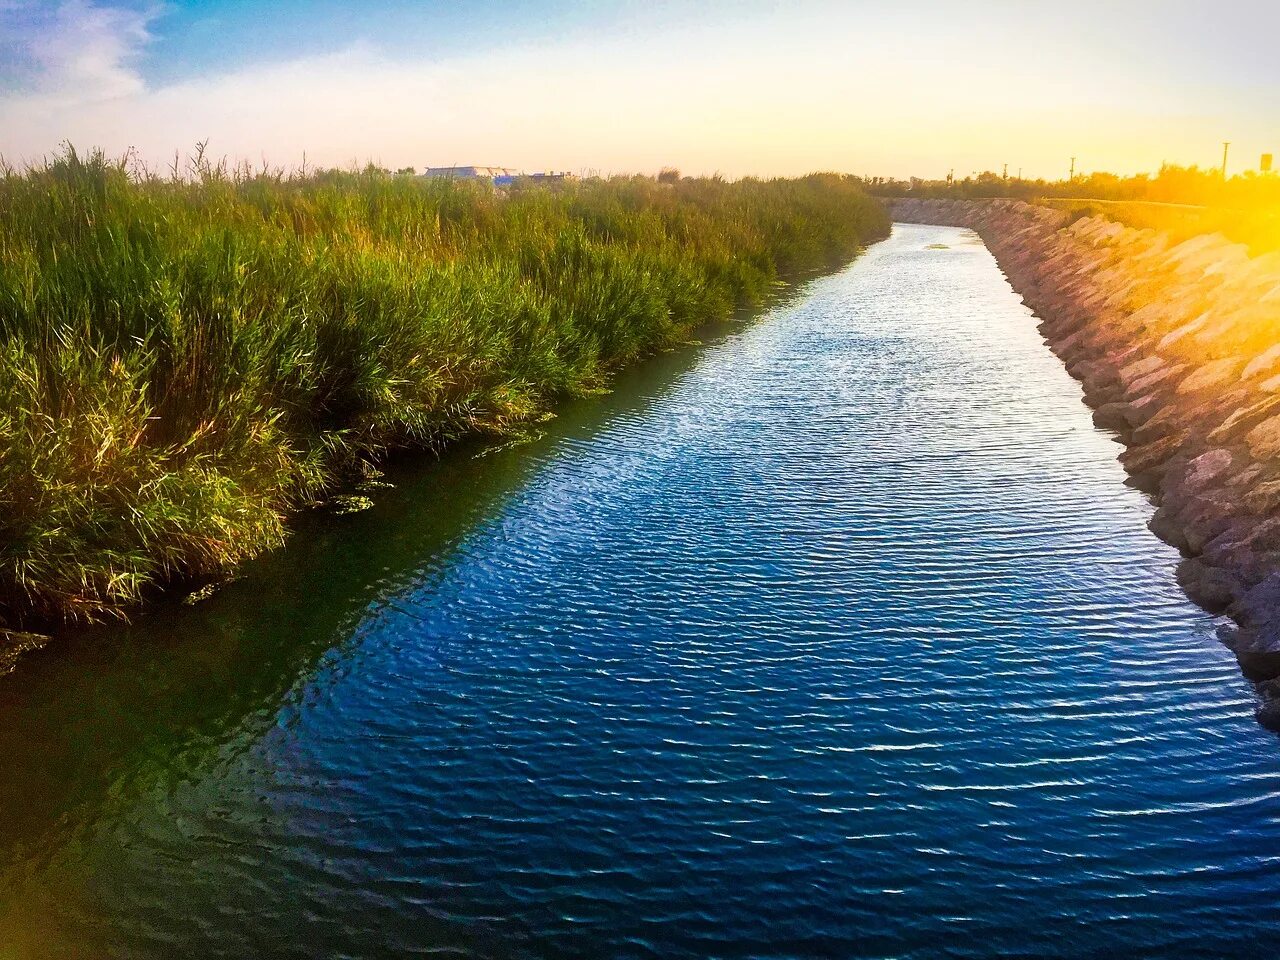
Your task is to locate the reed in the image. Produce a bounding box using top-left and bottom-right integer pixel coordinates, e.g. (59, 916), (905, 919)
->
(0, 147), (889, 626)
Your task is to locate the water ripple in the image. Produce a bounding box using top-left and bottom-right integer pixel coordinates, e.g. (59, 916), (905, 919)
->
(6, 224), (1280, 959)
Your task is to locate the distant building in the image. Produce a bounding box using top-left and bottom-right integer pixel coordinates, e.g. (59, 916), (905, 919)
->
(521, 172), (575, 185)
(422, 166), (576, 188)
(423, 166), (520, 186)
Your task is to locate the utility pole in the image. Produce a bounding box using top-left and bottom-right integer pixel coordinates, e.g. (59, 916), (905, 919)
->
(1069, 156), (1076, 181)
(1017, 167), (1022, 181)
(1222, 141), (1231, 178)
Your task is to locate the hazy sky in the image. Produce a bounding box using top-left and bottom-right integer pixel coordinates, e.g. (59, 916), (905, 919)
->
(1, 0), (1276, 179)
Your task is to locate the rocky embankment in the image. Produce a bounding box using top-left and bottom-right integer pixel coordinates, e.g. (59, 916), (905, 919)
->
(892, 197), (1280, 722)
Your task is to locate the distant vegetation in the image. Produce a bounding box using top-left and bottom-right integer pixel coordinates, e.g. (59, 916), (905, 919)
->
(0, 148), (888, 627)
(868, 164), (1280, 254)
(1037, 199), (1280, 255)
(865, 163), (1280, 207)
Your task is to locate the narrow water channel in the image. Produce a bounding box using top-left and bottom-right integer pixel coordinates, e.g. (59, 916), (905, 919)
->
(3, 224), (1279, 958)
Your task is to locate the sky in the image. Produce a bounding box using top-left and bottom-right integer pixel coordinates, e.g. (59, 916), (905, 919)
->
(0, 0), (1277, 180)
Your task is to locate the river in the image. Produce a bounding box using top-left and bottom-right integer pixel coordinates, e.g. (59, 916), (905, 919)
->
(3, 223), (1279, 958)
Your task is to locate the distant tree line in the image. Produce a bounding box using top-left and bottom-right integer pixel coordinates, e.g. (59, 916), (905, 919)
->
(863, 164), (1280, 209)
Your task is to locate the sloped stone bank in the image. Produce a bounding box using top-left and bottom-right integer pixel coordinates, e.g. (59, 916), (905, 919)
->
(892, 198), (1280, 722)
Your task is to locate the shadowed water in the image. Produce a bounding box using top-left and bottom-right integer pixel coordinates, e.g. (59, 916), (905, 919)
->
(3, 223), (1280, 958)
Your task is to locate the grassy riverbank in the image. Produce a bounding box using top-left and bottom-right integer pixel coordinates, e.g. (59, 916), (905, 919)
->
(1040, 198), (1280, 255)
(0, 150), (888, 629)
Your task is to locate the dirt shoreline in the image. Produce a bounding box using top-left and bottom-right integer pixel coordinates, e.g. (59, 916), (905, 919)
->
(892, 198), (1280, 725)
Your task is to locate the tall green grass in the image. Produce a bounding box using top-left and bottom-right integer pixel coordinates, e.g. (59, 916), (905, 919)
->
(0, 148), (888, 626)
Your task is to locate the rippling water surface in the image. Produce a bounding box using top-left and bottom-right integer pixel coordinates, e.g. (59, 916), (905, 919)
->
(4, 224), (1280, 958)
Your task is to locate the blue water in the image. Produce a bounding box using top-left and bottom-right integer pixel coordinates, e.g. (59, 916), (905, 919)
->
(3, 223), (1280, 958)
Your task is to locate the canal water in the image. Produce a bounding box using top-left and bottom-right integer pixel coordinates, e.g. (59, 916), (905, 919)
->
(3, 223), (1279, 958)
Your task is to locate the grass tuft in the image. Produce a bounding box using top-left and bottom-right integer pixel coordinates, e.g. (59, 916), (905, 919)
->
(0, 148), (889, 626)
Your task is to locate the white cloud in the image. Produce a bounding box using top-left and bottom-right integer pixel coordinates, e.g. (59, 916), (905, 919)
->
(0, 0), (1272, 178)
(3, 0), (159, 104)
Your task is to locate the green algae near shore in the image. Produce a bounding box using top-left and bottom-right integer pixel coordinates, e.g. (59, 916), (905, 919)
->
(0, 151), (888, 633)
